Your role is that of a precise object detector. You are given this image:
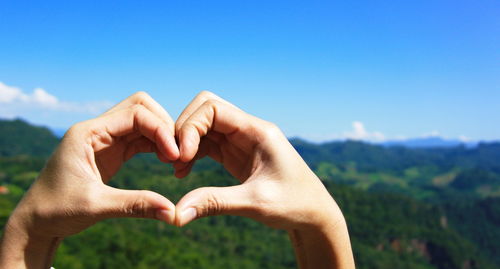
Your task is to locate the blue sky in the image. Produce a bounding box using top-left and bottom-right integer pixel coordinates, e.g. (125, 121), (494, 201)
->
(0, 0), (499, 141)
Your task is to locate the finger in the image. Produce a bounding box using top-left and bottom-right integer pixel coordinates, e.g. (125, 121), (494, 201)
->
(106, 91), (176, 134)
(177, 99), (259, 162)
(175, 185), (253, 227)
(155, 150), (173, 164)
(123, 136), (171, 163)
(97, 186), (176, 225)
(123, 136), (155, 161)
(84, 104), (179, 160)
(173, 137), (222, 178)
(175, 91), (235, 133)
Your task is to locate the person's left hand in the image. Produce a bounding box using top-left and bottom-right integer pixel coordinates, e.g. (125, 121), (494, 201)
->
(1, 92), (179, 268)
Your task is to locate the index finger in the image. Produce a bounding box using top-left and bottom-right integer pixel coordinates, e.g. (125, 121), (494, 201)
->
(175, 91), (236, 134)
(106, 91), (176, 134)
(73, 104), (179, 161)
(177, 98), (271, 162)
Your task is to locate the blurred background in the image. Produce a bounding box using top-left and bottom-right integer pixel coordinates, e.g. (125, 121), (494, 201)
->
(1, 1), (499, 268)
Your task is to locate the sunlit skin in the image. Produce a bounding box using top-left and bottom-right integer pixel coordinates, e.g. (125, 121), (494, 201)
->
(0, 91), (354, 269)
(173, 91), (355, 268)
(0, 92), (180, 268)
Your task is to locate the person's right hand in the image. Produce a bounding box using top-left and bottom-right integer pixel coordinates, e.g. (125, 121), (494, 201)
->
(174, 91), (355, 268)
(0, 92), (179, 269)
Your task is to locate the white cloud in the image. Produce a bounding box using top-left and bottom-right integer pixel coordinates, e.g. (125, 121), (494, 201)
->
(0, 81), (112, 115)
(296, 122), (480, 144)
(32, 88), (59, 107)
(343, 121), (385, 142)
(422, 130), (441, 138)
(458, 135), (472, 142)
(298, 121), (386, 143)
(0, 82), (27, 103)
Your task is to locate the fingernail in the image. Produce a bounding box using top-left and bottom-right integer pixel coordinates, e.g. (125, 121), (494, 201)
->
(180, 207), (197, 226)
(180, 140), (192, 162)
(180, 129), (195, 161)
(166, 135), (180, 159)
(156, 209), (174, 224)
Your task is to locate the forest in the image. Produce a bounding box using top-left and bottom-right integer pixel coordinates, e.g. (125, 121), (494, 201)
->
(1, 118), (499, 269)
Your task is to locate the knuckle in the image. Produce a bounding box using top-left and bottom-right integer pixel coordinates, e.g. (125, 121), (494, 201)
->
(187, 121), (208, 139)
(129, 103), (146, 118)
(186, 121), (203, 135)
(257, 121), (282, 142)
(130, 103), (144, 112)
(66, 121), (87, 138)
(197, 188), (224, 217)
(182, 113), (212, 138)
(194, 91), (221, 108)
(197, 90), (216, 100)
(132, 91), (151, 103)
(127, 191), (148, 218)
(202, 99), (219, 108)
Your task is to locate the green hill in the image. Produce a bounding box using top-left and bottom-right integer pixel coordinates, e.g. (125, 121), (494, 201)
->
(292, 138), (500, 199)
(0, 121), (499, 268)
(0, 118), (59, 157)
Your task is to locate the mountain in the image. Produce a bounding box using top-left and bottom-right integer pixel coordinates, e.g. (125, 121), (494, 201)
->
(1, 120), (500, 268)
(1, 147), (498, 268)
(0, 118), (60, 157)
(290, 138), (500, 173)
(382, 136), (478, 148)
(290, 138), (500, 199)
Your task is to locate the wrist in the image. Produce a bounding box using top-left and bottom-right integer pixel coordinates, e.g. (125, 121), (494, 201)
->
(288, 214), (354, 269)
(285, 178), (355, 269)
(291, 201), (347, 237)
(295, 182), (347, 234)
(0, 213), (61, 269)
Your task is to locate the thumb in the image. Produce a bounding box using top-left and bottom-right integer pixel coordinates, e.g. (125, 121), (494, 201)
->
(97, 185), (176, 225)
(175, 185), (253, 227)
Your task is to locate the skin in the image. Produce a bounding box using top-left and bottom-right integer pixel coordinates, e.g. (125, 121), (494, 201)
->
(0, 92), (180, 268)
(174, 91), (355, 269)
(0, 91), (355, 269)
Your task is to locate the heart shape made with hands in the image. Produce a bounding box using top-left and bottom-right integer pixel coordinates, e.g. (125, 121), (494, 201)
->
(78, 90), (297, 229)
(151, 90), (328, 231)
(29, 90), (329, 240)
(93, 90), (321, 230)
(1, 91), (353, 269)
(155, 90), (292, 228)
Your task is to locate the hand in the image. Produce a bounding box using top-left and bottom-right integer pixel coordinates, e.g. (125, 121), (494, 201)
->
(0, 92), (179, 268)
(174, 91), (341, 229)
(174, 91), (354, 268)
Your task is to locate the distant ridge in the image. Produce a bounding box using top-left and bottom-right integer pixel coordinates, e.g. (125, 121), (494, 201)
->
(291, 136), (483, 149)
(0, 118), (60, 157)
(381, 136), (478, 148)
(289, 137), (500, 175)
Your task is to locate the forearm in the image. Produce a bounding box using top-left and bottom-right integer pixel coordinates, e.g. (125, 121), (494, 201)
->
(288, 212), (355, 269)
(0, 218), (61, 269)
